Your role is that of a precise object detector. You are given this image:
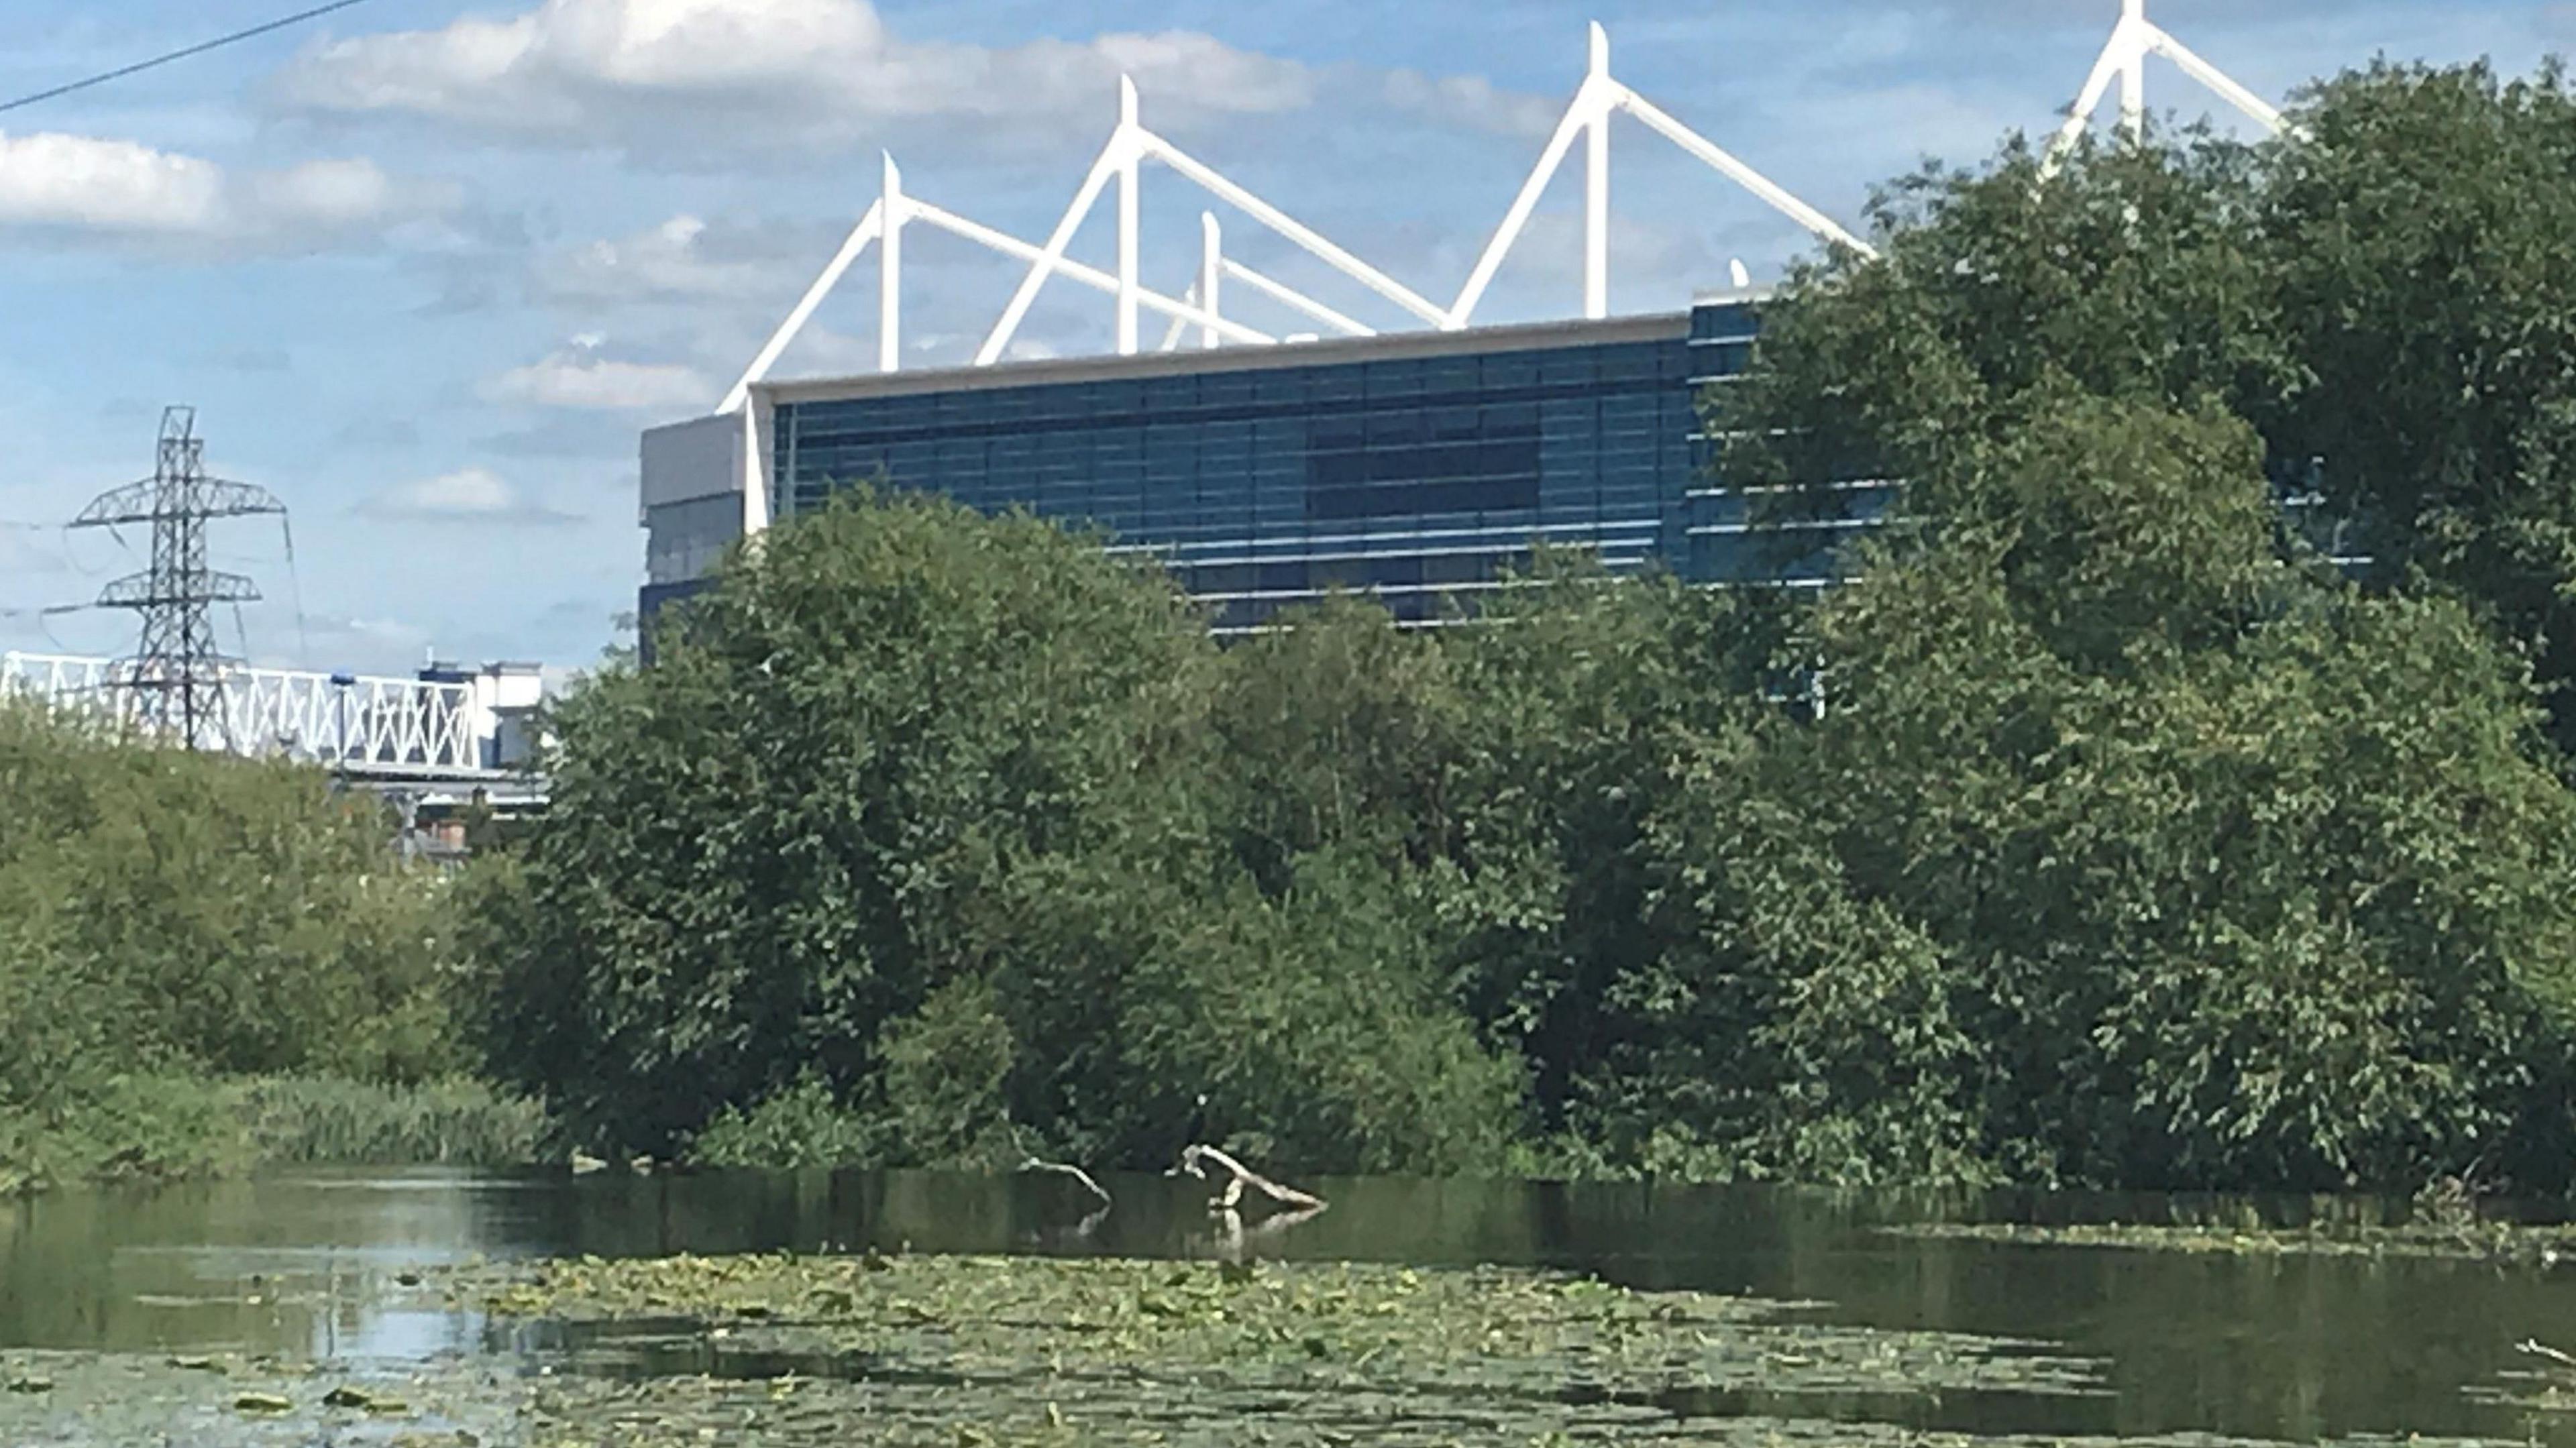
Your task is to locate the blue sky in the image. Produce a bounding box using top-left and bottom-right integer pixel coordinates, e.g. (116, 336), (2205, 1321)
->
(1, 0), (2568, 677)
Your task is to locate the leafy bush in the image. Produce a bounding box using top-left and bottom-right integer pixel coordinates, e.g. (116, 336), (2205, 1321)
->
(1115, 848), (1521, 1177)
(482, 489), (1217, 1154)
(688, 1074), (879, 1170)
(874, 976), (1020, 1169)
(0, 699), (462, 1086)
(0, 698), (488, 1187)
(0, 1074), (252, 1192)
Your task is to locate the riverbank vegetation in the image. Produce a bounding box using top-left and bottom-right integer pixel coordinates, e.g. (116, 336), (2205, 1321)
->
(473, 58), (2576, 1196)
(0, 701), (539, 1190)
(15, 58), (2576, 1200)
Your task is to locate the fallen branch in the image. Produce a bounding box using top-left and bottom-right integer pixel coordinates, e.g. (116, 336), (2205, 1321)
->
(2518, 1338), (2576, 1372)
(1018, 1157), (1113, 1208)
(1177, 1144), (1326, 1212)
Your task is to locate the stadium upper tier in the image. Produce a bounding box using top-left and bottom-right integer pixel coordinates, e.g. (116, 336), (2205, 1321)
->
(635, 9), (2286, 633)
(640, 294), (1892, 632)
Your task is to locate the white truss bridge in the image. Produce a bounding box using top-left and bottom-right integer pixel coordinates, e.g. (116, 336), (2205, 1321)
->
(1, 652), (540, 803)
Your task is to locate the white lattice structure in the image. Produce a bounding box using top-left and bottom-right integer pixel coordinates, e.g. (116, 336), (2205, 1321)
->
(2, 651), (503, 782)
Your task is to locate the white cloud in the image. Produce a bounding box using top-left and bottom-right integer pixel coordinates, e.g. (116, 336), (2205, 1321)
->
(0, 132), (223, 231)
(532, 213), (811, 304)
(274, 0), (1315, 154)
(359, 465), (581, 524)
(1379, 70), (1561, 140)
(484, 340), (712, 410)
(0, 131), (451, 249)
(265, 614), (437, 673)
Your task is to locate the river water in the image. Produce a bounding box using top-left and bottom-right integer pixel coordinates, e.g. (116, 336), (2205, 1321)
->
(3, 1167), (2572, 1443)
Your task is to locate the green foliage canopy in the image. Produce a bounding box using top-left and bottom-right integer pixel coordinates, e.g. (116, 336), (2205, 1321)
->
(0, 699), (468, 1183)
(478, 58), (2576, 1194)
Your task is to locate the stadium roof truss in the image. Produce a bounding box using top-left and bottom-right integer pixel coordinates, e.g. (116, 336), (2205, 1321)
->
(2043, 0), (2286, 178)
(718, 2), (2284, 416)
(718, 21), (1876, 415)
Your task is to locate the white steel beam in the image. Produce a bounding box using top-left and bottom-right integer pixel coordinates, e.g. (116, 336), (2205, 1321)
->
(1199, 211), (1222, 349)
(2120, 0), (2147, 142)
(976, 137), (1130, 366)
(879, 153), (904, 374)
(721, 200), (882, 414)
(724, 24), (1884, 397)
(1117, 77), (1142, 355)
(2149, 26), (2286, 132)
(1157, 284), (1197, 351)
(1142, 131), (1449, 326)
(910, 199), (1273, 345)
(1615, 87), (1874, 256)
(1448, 82), (1598, 328)
(1584, 21), (1611, 320)
(1224, 258), (1374, 336)
(3, 652), (484, 773)
(2044, 25), (2139, 176)
(2043, 1), (2286, 178)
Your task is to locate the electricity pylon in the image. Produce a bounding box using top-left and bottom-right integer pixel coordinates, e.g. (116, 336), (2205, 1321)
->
(68, 407), (284, 748)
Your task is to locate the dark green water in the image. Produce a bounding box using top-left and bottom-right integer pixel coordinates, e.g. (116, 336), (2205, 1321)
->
(3, 1167), (2572, 1443)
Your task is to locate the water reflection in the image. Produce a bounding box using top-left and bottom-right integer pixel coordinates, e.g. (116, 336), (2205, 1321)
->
(1, 1166), (2571, 1443)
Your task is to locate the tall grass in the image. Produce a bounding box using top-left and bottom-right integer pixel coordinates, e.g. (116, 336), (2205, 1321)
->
(241, 1075), (551, 1167)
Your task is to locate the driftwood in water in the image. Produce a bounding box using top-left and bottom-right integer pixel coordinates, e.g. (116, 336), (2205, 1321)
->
(1016, 1157), (1113, 1239)
(1176, 1144), (1326, 1213)
(2519, 1337), (2576, 1372)
(1017, 1157), (1114, 1207)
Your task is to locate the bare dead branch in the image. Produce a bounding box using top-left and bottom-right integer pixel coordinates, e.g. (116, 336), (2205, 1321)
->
(2519, 1337), (2576, 1371)
(1018, 1156), (1114, 1207)
(1177, 1144), (1326, 1211)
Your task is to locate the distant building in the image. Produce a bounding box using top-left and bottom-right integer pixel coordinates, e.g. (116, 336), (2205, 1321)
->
(630, 11), (2314, 638)
(417, 659), (547, 771)
(639, 290), (1893, 634)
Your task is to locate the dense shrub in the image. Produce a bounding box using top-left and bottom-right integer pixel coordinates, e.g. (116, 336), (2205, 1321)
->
(0, 700), (478, 1187)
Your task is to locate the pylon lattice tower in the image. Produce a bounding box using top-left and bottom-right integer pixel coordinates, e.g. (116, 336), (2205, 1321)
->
(69, 407), (285, 749)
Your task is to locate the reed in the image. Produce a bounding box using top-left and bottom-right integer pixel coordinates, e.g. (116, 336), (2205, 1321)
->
(241, 1075), (551, 1167)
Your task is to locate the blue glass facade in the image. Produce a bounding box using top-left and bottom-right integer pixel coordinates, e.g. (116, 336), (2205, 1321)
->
(751, 299), (1885, 631)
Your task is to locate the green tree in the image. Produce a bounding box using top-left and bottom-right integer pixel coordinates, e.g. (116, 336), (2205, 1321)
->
(1613, 400), (2576, 1190)
(984, 596), (1522, 1174)
(480, 491), (1216, 1153)
(0, 701), (459, 1089)
(1114, 845), (1519, 1176)
(0, 698), (471, 1184)
(1436, 559), (1783, 1133)
(2264, 60), (2576, 741)
(1205, 594), (1468, 891)
(1716, 131), (2288, 506)
(1722, 60), (2576, 744)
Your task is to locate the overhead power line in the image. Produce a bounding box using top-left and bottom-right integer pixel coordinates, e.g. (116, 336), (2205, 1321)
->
(0, 0), (380, 117)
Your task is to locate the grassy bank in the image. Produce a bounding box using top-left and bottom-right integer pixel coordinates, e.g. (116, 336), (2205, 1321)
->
(0, 1073), (549, 1194)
